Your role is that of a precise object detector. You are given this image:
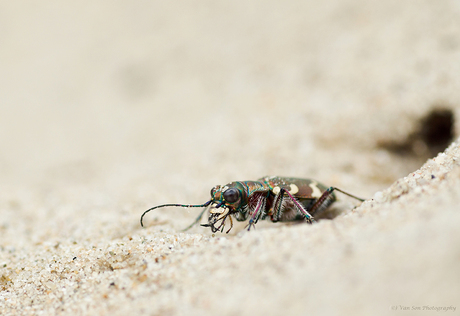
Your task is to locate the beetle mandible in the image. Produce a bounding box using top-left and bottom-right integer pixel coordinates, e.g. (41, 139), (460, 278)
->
(140, 176), (365, 233)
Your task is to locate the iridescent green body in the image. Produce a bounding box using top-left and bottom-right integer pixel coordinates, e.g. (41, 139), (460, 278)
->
(140, 176), (364, 233)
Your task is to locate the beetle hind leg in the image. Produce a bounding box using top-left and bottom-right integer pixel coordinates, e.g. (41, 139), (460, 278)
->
(308, 187), (337, 216)
(272, 188), (315, 223)
(308, 186), (364, 218)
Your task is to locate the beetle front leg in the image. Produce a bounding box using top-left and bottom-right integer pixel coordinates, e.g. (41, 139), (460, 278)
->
(272, 188), (315, 223)
(246, 194), (267, 231)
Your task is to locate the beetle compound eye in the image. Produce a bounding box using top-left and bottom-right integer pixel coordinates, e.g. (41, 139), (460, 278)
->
(223, 188), (239, 203)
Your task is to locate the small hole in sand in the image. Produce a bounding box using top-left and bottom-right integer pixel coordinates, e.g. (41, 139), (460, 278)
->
(420, 108), (454, 154)
(377, 107), (454, 157)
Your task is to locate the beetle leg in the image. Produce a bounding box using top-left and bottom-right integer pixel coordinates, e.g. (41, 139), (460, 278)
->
(271, 188), (286, 222)
(246, 194), (267, 231)
(275, 188), (315, 223)
(307, 187), (336, 216)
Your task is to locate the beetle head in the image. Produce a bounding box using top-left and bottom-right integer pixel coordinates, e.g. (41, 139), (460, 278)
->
(210, 182), (246, 211)
(202, 182), (247, 233)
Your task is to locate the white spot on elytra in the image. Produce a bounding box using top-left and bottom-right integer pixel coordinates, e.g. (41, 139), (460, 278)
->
(309, 181), (322, 198)
(272, 184), (299, 195)
(288, 184), (299, 195)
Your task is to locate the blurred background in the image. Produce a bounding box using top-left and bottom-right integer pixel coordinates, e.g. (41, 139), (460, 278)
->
(1, 1), (459, 227)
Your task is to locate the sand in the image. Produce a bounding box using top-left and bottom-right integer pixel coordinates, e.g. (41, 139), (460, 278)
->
(1, 1), (460, 315)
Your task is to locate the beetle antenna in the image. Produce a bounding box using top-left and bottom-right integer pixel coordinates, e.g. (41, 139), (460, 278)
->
(332, 187), (365, 202)
(140, 200), (212, 227)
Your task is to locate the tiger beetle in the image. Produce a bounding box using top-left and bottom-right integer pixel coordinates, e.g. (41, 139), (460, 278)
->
(140, 176), (365, 233)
